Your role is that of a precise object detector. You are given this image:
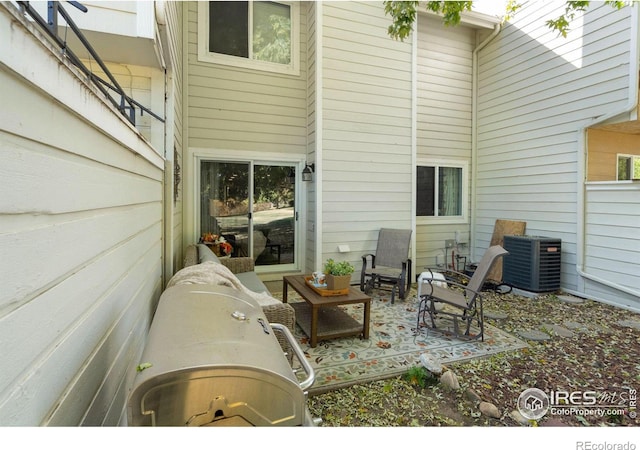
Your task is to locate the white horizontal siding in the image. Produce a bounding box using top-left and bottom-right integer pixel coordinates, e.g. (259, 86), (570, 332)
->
(474, 1), (633, 294)
(0, 5), (163, 425)
(320, 1), (413, 271)
(28, 1), (140, 38)
(584, 186), (640, 308)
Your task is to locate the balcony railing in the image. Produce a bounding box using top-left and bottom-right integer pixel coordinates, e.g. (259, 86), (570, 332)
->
(17, 1), (164, 126)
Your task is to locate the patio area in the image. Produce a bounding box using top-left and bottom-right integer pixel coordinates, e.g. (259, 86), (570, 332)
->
(268, 281), (640, 426)
(272, 284), (526, 394)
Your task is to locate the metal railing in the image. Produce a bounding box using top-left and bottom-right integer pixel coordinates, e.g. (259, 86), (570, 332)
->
(17, 1), (164, 126)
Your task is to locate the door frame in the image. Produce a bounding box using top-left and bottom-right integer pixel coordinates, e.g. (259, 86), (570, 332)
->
(187, 147), (307, 276)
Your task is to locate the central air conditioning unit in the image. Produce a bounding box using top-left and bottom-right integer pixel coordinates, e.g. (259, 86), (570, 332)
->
(502, 235), (561, 292)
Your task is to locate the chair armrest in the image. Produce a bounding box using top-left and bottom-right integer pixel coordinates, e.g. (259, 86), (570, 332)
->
(362, 253), (376, 268)
(219, 257), (255, 274)
(404, 259), (412, 289)
(263, 302), (295, 331)
(422, 267), (471, 283)
(422, 278), (483, 306)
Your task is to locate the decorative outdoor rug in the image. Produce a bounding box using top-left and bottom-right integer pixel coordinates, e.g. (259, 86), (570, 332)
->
(278, 288), (527, 394)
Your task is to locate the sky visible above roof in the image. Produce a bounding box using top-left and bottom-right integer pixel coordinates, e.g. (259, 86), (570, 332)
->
(472, 0), (508, 18)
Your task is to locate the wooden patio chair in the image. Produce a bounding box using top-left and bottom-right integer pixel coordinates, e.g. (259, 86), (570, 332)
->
(360, 228), (412, 303)
(416, 245), (508, 341)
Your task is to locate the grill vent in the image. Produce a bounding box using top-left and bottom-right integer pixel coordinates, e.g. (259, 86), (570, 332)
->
(503, 235), (561, 292)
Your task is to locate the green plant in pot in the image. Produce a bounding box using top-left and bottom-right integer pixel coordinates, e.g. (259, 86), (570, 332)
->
(324, 258), (355, 290)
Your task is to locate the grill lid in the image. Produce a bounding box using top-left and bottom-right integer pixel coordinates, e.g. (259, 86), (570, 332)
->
(128, 284), (307, 426)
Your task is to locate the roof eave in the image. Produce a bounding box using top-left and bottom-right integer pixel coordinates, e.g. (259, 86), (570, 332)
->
(419, 9), (502, 30)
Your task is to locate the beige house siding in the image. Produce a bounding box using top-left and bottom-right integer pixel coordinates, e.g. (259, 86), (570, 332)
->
(415, 14), (475, 270)
(0, 5), (164, 425)
(183, 2), (309, 257)
(475, 1), (633, 295)
(185, 2), (308, 153)
(320, 1), (413, 273)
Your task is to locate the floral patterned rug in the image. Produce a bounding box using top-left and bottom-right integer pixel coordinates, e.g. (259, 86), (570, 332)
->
(280, 288), (527, 394)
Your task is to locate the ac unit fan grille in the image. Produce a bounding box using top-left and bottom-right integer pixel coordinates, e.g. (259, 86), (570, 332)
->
(503, 236), (561, 292)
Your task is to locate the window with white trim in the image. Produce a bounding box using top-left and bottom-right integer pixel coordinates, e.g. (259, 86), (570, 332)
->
(198, 1), (299, 75)
(417, 161), (468, 222)
(617, 154), (640, 181)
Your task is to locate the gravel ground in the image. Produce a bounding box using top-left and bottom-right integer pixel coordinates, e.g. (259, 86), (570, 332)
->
(307, 290), (640, 427)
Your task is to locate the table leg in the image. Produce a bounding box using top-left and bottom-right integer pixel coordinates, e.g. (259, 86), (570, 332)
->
(310, 306), (318, 348)
(363, 299), (371, 340)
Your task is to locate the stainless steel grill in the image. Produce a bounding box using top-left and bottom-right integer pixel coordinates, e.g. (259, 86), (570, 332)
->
(127, 284), (315, 426)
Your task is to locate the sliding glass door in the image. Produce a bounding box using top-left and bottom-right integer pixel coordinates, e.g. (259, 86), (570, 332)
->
(200, 160), (298, 269)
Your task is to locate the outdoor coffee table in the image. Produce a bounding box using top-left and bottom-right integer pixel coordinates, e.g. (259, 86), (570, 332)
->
(282, 275), (371, 348)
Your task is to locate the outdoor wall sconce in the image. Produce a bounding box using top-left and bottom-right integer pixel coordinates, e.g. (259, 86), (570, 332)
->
(302, 162), (315, 182)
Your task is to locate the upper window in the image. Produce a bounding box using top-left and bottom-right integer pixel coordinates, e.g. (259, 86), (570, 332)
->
(617, 154), (640, 181)
(198, 1), (299, 75)
(417, 161), (468, 222)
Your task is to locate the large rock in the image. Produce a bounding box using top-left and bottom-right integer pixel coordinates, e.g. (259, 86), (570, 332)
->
(440, 370), (460, 390)
(479, 401), (501, 419)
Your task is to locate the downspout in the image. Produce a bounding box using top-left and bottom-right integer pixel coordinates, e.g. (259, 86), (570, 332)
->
(314, 1), (323, 271)
(470, 22), (501, 261)
(411, 15), (418, 270)
(154, 4), (172, 284)
(575, 5), (640, 300)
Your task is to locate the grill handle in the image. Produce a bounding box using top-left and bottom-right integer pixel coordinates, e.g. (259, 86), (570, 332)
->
(270, 323), (315, 391)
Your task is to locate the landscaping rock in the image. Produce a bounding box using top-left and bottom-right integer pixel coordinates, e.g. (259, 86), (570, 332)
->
(540, 417), (567, 427)
(509, 409), (531, 426)
(479, 401), (501, 419)
(419, 353), (443, 375)
(440, 370), (460, 390)
(464, 388), (482, 405)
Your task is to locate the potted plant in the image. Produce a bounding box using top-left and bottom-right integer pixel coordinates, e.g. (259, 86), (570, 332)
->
(323, 258), (355, 290)
(200, 233), (233, 256)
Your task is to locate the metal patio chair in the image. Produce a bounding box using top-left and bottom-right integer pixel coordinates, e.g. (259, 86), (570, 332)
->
(416, 245), (508, 341)
(360, 228), (412, 304)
